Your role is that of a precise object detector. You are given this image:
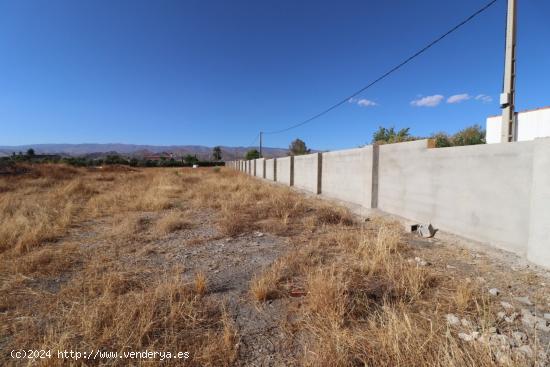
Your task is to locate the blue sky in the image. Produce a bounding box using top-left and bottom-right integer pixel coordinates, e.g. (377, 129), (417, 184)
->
(0, 0), (549, 150)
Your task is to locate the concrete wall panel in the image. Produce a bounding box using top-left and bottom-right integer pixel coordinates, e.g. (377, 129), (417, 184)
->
(378, 139), (534, 255)
(527, 137), (550, 266)
(321, 147), (373, 207)
(276, 156), (293, 186)
(293, 153), (321, 194)
(256, 158), (265, 178)
(265, 159), (275, 180)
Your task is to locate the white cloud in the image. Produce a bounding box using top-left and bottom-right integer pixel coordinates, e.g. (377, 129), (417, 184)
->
(447, 93), (471, 104)
(410, 94), (444, 107)
(357, 98), (377, 107)
(349, 97), (378, 107)
(475, 94), (493, 103)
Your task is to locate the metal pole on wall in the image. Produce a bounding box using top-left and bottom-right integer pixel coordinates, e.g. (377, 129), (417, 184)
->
(500, 0), (517, 143)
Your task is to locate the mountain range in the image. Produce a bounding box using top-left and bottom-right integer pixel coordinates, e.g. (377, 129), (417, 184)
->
(0, 143), (289, 160)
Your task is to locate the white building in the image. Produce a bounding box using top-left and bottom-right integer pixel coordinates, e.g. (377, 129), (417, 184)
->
(486, 106), (550, 144)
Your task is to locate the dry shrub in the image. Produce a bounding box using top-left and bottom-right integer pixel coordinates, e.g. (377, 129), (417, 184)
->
(306, 267), (347, 325)
(194, 272), (207, 296)
(155, 210), (193, 235)
(13, 243), (80, 276)
(218, 210), (249, 237)
(315, 205), (355, 226)
(110, 214), (151, 240)
(250, 260), (286, 302)
(298, 223), (494, 367)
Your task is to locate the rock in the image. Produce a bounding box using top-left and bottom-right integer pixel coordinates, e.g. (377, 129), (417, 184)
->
(445, 314), (460, 326)
(490, 334), (511, 348)
(489, 288), (500, 296)
(417, 223), (436, 238)
(515, 296), (533, 306)
(458, 331), (479, 342)
(544, 313), (550, 320)
(497, 311), (506, 320)
(461, 318), (473, 328)
(501, 301), (513, 310)
(517, 345), (533, 358)
(521, 309), (550, 332)
(504, 312), (518, 323)
(512, 331), (528, 345)
(489, 326), (498, 334)
(414, 257), (429, 266)
(446, 265), (456, 269)
(254, 231), (264, 237)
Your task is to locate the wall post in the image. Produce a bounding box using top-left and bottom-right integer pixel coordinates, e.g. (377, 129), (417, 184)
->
(316, 153), (322, 194)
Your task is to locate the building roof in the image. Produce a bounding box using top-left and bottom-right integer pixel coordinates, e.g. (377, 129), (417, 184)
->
(488, 105), (550, 118)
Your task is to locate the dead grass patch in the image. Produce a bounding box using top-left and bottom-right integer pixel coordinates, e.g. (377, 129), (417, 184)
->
(0, 164), (539, 366)
(155, 210), (193, 235)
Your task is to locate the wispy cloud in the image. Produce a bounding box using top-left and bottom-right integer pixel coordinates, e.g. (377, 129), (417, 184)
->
(475, 94), (493, 103)
(349, 98), (378, 107)
(447, 93), (471, 104)
(410, 94), (444, 107)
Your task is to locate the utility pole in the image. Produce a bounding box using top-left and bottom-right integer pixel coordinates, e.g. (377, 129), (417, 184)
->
(500, 0), (517, 143)
(259, 132), (263, 158)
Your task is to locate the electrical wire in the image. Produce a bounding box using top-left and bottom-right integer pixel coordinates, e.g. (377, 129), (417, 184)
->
(263, 0), (499, 135)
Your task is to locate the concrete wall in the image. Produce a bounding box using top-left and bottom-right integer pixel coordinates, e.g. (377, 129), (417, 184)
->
(486, 106), (550, 144)
(321, 147), (373, 208)
(226, 137), (550, 269)
(527, 137), (550, 266)
(256, 158), (265, 178)
(276, 156), (293, 186)
(265, 159), (275, 180)
(377, 139), (534, 255)
(293, 153), (321, 194)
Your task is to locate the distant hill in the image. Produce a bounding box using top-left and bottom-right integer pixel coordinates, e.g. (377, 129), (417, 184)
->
(0, 144), (289, 160)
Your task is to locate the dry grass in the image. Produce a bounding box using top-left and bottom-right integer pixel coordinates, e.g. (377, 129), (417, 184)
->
(0, 163), (540, 366)
(194, 272), (207, 296)
(155, 210), (194, 235)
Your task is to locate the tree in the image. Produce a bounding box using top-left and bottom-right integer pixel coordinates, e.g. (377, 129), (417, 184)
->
(26, 148), (35, 157)
(452, 124), (485, 146)
(289, 138), (310, 156)
(432, 132), (452, 148)
(245, 149), (260, 160)
(183, 154), (199, 165)
(212, 146), (222, 161)
(372, 127), (415, 144)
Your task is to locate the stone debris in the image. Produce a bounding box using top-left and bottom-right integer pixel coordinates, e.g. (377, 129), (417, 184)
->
(461, 318), (473, 328)
(512, 331), (528, 345)
(504, 312), (518, 323)
(417, 223), (436, 238)
(544, 313), (550, 320)
(414, 257), (429, 266)
(497, 311), (506, 320)
(489, 288), (500, 296)
(254, 231), (264, 237)
(521, 308), (550, 332)
(445, 313), (460, 326)
(500, 301), (513, 310)
(517, 345), (533, 358)
(458, 331), (479, 342)
(515, 296), (533, 306)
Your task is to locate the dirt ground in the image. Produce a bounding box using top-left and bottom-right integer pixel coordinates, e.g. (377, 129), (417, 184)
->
(1, 165), (549, 366)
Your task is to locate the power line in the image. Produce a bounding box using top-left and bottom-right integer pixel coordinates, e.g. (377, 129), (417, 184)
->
(263, 0), (499, 135)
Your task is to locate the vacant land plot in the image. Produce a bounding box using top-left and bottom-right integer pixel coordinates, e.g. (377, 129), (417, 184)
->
(1, 164), (549, 366)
